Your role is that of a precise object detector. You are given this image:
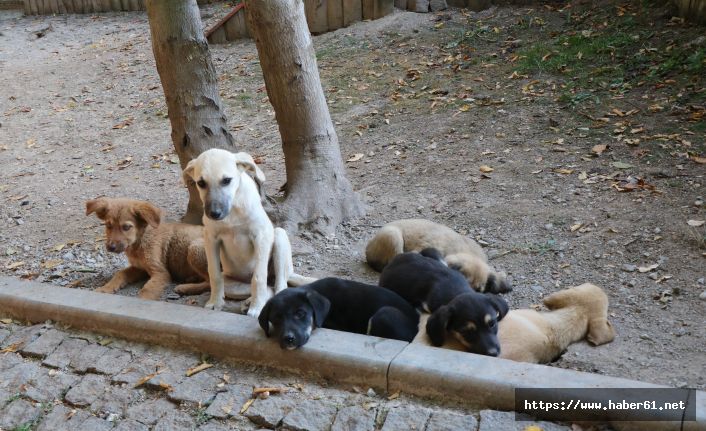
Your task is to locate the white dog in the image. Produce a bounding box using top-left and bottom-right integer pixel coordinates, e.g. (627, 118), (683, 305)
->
(183, 149), (312, 317)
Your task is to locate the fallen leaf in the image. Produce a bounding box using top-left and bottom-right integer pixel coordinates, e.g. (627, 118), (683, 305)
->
(5, 261), (25, 270)
(112, 118), (134, 129)
(186, 363), (213, 377)
(479, 165), (494, 173)
(158, 382), (174, 392)
(638, 263), (659, 273)
(346, 153), (364, 162)
(51, 244), (66, 252)
(0, 342), (23, 353)
(555, 168), (573, 175)
(570, 223), (583, 232)
(687, 220), (705, 227)
(591, 144), (608, 155)
(252, 387), (288, 396)
(240, 398), (255, 414)
(387, 391), (400, 400)
(1, 318), (13, 324)
(611, 161), (633, 169)
(692, 156), (706, 164)
(134, 369), (165, 388)
(42, 260), (62, 269)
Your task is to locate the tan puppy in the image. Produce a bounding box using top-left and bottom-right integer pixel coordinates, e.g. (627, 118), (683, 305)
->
(86, 198), (208, 300)
(366, 219), (510, 293)
(183, 149), (314, 317)
(413, 283), (615, 364)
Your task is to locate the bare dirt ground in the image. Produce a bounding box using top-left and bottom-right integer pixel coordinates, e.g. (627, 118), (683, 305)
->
(1, 1), (704, 390)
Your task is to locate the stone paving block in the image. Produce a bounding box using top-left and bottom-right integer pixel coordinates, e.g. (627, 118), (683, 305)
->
(93, 347), (132, 375)
(331, 405), (377, 431)
(153, 410), (196, 431)
(0, 328), (12, 344)
(145, 352), (197, 389)
(205, 384), (252, 418)
(65, 373), (109, 407)
(37, 404), (74, 431)
(426, 410), (478, 431)
(1, 323), (44, 350)
(167, 368), (221, 405)
(243, 395), (297, 428)
(114, 418), (149, 431)
(90, 383), (139, 416)
(126, 397), (178, 425)
(381, 405), (431, 431)
(43, 337), (89, 368)
(0, 351), (24, 371)
(281, 399), (338, 431)
(198, 421), (235, 431)
(78, 416), (114, 431)
(111, 352), (166, 386)
(478, 410), (571, 431)
(22, 368), (79, 403)
(21, 328), (66, 357)
(0, 398), (42, 430)
(0, 361), (42, 392)
(70, 342), (110, 373)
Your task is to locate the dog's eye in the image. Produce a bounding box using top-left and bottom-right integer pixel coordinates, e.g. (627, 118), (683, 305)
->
(294, 309), (306, 320)
(104, 222), (112, 228)
(488, 320), (496, 329)
(122, 224), (132, 232)
(196, 179), (207, 189)
(221, 177), (232, 186)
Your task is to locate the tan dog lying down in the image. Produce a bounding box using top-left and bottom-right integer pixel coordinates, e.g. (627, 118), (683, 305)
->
(86, 198), (208, 300)
(413, 283), (615, 363)
(366, 219), (510, 293)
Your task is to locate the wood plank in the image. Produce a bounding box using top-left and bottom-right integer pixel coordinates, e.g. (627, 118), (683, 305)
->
(28, 0), (39, 15)
(224, 13), (239, 41)
(109, 0), (120, 10)
(23, 0), (31, 15)
(342, 0), (361, 26)
(305, 0), (327, 34)
(374, 0), (393, 18)
(394, 0), (407, 10)
(211, 26), (227, 44)
(120, 0), (128, 10)
(129, 0), (139, 11)
(50, 0), (59, 14)
(327, 0), (343, 30)
(57, 0), (67, 13)
(362, 0), (374, 20)
(64, 0), (74, 13)
(74, 0), (85, 13)
(236, 10), (248, 38)
(101, 0), (111, 12)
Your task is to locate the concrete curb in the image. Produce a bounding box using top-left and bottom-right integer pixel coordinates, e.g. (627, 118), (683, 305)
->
(0, 277), (703, 431)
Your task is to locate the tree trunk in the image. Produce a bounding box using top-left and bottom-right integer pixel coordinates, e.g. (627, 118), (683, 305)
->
(244, 0), (364, 233)
(145, 0), (236, 224)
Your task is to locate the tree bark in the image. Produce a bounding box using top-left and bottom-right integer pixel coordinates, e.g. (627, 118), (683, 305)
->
(244, 0), (364, 233)
(145, 0), (236, 224)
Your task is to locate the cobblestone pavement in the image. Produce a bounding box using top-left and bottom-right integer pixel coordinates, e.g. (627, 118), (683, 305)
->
(0, 319), (580, 431)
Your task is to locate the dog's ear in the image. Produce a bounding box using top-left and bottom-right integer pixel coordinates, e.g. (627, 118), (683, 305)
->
(426, 306), (451, 346)
(305, 290), (331, 328)
(587, 318), (615, 346)
(133, 202), (161, 228)
(233, 152), (266, 185)
(85, 198), (109, 219)
(182, 159), (196, 186)
(258, 300), (273, 337)
(485, 294), (509, 320)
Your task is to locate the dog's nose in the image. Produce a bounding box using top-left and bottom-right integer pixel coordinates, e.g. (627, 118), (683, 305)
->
(207, 209), (222, 220)
(487, 347), (499, 357)
(284, 335), (295, 345)
(107, 243), (117, 252)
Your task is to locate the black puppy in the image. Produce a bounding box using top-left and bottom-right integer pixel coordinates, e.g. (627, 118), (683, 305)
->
(258, 277), (419, 350)
(379, 248), (508, 356)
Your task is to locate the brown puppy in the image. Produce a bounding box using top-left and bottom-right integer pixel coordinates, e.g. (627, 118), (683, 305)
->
(366, 219), (510, 293)
(86, 197), (208, 300)
(413, 283), (615, 364)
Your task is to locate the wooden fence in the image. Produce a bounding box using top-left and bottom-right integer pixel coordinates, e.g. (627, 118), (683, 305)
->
(23, 0), (214, 15)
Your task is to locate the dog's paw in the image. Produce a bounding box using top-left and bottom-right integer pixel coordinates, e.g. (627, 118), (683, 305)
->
(204, 297), (225, 311)
(246, 299), (267, 318)
(95, 284), (117, 294)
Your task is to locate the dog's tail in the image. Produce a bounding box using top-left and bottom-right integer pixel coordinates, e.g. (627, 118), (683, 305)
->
(288, 273), (317, 286)
(365, 225), (404, 272)
(273, 227), (317, 287)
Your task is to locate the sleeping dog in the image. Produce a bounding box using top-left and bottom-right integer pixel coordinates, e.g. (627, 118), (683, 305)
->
(366, 219), (511, 294)
(414, 283), (615, 364)
(379, 249), (508, 356)
(258, 277), (419, 349)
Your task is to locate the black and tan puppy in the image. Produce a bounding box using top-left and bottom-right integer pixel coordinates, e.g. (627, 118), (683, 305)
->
(258, 277), (419, 350)
(380, 249), (508, 356)
(366, 219), (511, 293)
